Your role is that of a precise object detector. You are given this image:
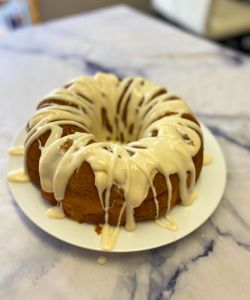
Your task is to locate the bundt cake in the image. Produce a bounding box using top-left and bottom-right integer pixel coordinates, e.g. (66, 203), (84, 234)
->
(24, 73), (204, 232)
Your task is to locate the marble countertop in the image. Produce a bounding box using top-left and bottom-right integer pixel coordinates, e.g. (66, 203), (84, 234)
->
(1, 5), (250, 300)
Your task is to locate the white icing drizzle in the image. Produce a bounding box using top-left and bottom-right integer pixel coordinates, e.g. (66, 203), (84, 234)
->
(8, 169), (30, 183)
(101, 202), (125, 250)
(46, 201), (65, 219)
(8, 146), (25, 156)
(155, 215), (179, 231)
(203, 153), (213, 165)
(101, 224), (120, 251)
(24, 73), (203, 238)
(98, 256), (108, 265)
(183, 190), (198, 206)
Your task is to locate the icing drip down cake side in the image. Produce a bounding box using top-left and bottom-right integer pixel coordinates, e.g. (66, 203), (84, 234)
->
(24, 73), (204, 231)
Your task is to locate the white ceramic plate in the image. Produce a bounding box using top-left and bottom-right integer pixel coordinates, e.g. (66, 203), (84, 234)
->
(8, 124), (226, 252)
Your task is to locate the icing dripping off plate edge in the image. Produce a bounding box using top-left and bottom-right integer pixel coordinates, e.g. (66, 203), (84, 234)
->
(7, 124), (226, 253)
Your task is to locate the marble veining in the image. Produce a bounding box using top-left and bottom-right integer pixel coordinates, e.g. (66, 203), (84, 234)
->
(1, 4), (250, 300)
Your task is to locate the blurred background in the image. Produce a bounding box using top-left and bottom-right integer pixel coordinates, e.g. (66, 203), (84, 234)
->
(0, 0), (250, 54)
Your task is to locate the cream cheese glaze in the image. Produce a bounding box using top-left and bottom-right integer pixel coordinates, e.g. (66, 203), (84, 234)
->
(98, 256), (108, 265)
(24, 73), (203, 240)
(46, 201), (65, 219)
(8, 169), (30, 183)
(8, 146), (25, 156)
(203, 153), (213, 165)
(155, 215), (179, 231)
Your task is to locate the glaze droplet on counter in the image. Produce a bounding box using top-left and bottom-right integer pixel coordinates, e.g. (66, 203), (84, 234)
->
(98, 256), (108, 265)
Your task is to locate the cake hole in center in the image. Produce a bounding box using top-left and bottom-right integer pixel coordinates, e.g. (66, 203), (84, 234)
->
(94, 107), (139, 144)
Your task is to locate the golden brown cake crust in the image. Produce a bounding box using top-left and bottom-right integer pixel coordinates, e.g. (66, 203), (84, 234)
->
(26, 119), (203, 225)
